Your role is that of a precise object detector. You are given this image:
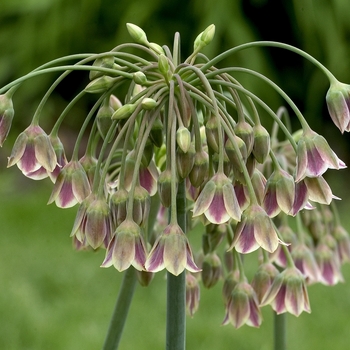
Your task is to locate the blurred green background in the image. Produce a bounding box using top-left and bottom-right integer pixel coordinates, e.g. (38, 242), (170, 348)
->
(1, 0), (350, 349)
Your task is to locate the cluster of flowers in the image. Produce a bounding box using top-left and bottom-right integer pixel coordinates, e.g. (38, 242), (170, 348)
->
(1, 23), (350, 328)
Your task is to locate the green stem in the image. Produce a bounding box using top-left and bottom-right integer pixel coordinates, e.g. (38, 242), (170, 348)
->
(274, 312), (287, 350)
(102, 268), (137, 350)
(166, 179), (186, 350)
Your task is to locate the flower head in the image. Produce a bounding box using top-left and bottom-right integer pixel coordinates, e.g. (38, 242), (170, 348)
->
(48, 160), (91, 208)
(192, 172), (241, 224)
(8, 124), (57, 179)
(295, 129), (345, 182)
(145, 223), (201, 276)
(101, 219), (147, 271)
(261, 267), (311, 316)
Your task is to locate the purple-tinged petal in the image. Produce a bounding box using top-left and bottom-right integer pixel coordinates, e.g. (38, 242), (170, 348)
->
(192, 180), (215, 217)
(101, 236), (116, 268)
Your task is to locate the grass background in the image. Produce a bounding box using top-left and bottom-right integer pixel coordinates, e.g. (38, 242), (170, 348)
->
(1, 169), (350, 350)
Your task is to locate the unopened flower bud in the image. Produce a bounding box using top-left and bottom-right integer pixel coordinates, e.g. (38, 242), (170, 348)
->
(136, 270), (154, 287)
(132, 185), (150, 226)
(112, 103), (137, 120)
(109, 95), (123, 110)
(252, 124), (270, 163)
(225, 135), (248, 172)
(157, 169), (174, 207)
(189, 150), (209, 188)
(201, 24), (215, 46)
(133, 71), (147, 86)
(234, 121), (254, 155)
(205, 115), (220, 153)
(176, 126), (191, 153)
(186, 274), (200, 317)
(96, 100), (114, 140)
(148, 42), (164, 55)
(158, 54), (171, 79)
(141, 97), (157, 110)
(0, 91), (14, 147)
(126, 23), (149, 46)
(176, 143), (195, 179)
(110, 189), (129, 227)
(85, 76), (115, 94)
(89, 55), (115, 80)
(201, 252), (222, 288)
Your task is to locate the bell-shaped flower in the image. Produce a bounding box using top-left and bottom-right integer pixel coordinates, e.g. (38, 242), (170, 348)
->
(186, 273), (200, 317)
(192, 172), (241, 224)
(222, 280), (262, 329)
(229, 204), (281, 254)
(261, 266), (311, 316)
(315, 243), (344, 285)
(333, 224), (350, 264)
(295, 128), (345, 182)
(290, 180), (311, 216)
(110, 188), (129, 228)
(71, 193), (112, 249)
(251, 262), (279, 303)
(304, 176), (340, 205)
(48, 160), (91, 208)
(101, 219), (147, 272)
(145, 223), (201, 276)
(201, 252), (222, 288)
(132, 185), (150, 226)
(326, 80), (350, 133)
(262, 168), (295, 217)
(8, 124), (57, 180)
(291, 244), (320, 284)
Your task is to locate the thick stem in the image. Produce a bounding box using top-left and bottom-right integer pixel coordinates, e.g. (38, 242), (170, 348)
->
(274, 312), (287, 350)
(166, 179), (186, 350)
(102, 268), (138, 350)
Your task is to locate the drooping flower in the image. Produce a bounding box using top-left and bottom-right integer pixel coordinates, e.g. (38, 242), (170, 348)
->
(304, 176), (340, 205)
(261, 266), (311, 316)
(48, 134), (67, 183)
(8, 124), (57, 180)
(48, 160), (91, 208)
(229, 204), (281, 254)
(186, 273), (200, 317)
(192, 172), (241, 224)
(222, 281), (262, 328)
(101, 219), (147, 272)
(295, 128), (346, 182)
(71, 193), (112, 249)
(326, 80), (350, 133)
(145, 223), (201, 276)
(201, 252), (222, 288)
(262, 168), (295, 217)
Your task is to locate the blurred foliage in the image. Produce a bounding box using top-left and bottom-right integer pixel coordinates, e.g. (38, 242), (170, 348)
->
(2, 0), (350, 136)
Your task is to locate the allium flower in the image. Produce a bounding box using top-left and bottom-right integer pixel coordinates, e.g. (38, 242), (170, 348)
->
(326, 80), (350, 133)
(48, 160), (91, 208)
(261, 267), (311, 316)
(0, 92), (14, 147)
(201, 252), (222, 288)
(101, 219), (147, 271)
(222, 281), (262, 329)
(251, 262), (279, 303)
(229, 204), (281, 254)
(192, 172), (241, 224)
(295, 128), (345, 182)
(315, 243), (344, 286)
(186, 273), (200, 317)
(145, 223), (201, 276)
(292, 244), (320, 284)
(7, 124), (57, 180)
(262, 168), (295, 217)
(304, 176), (340, 205)
(71, 193), (112, 249)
